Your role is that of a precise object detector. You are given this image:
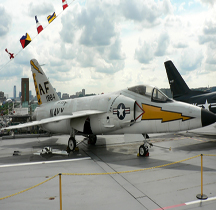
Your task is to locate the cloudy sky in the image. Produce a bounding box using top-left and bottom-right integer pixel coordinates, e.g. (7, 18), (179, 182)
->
(1, 0), (216, 98)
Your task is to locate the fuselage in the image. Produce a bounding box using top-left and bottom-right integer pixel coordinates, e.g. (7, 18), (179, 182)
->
(33, 85), (203, 135)
(175, 91), (216, 113)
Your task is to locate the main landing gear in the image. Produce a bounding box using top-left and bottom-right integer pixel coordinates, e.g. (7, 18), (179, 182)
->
(68, 137), (76, 152)
(138, 134), (152, 157)
(67, 129), (79, 153)
(66, 131), (98, 153)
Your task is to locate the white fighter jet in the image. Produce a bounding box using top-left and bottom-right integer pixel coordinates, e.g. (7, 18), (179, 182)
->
(3, 59), (216, 156)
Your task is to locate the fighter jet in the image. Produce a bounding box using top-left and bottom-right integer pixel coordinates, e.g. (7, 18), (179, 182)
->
(165, 60), (216, 113)
(3, 59), (216, 156)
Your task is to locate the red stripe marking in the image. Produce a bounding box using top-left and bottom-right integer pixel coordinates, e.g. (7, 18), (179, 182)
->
(136, 101), (144, 112)
(154, 203), (186, 210)
(135, 102), (145, 121)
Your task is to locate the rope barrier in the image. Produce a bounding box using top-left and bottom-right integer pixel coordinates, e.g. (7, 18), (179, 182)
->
(203, 154), (216, 157)
(1, 154), (215, 201)
(62, 154), (201, 176)
(0, 174), (58, 200)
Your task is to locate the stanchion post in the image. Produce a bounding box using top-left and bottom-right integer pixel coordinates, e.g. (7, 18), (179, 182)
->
(196, 154), (208, 200)
(59, 173), (62, 210)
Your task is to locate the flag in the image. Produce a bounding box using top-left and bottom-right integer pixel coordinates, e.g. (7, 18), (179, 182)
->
(62, 0), (68, 10)
(5, 48), (14, 59)
(35, 16), (43, 34)
(20, 33), (31, 49)
(47, 12), (56, 24)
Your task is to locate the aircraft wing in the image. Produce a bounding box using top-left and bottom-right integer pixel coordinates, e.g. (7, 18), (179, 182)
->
(2, 110), (105, 130)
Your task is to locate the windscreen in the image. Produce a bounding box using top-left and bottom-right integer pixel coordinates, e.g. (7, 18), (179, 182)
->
(152, 88), (171, 102)
(128, 85), (154, 98)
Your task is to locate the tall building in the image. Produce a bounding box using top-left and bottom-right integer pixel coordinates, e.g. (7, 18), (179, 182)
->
(57, 92), (61, 99)
(82, 89), (85, 97)
(21, 78), (29, 103)
(13, 85), (16, 99)
(0, 91), (4, 103)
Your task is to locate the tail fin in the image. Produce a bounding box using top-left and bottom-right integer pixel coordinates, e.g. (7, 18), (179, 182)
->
(30, 59), (60, 105)
(164, 60), (190, 98)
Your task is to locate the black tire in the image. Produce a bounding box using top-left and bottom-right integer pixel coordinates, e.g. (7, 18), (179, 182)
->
(139, 145), (145, 156)
(68, 137), (76, 151)
(139, 145), (148, 156)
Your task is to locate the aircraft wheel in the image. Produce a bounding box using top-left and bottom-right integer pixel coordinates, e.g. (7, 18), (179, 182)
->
(139, 145), (148, 157)
(88, 135), (97, 145)
(68, 137), (76, 151)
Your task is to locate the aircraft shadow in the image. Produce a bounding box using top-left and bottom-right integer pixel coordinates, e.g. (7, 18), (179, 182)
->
(1, 135), (216, 173)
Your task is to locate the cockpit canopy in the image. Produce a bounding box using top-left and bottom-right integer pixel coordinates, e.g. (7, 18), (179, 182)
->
(128, 85), (172, 103)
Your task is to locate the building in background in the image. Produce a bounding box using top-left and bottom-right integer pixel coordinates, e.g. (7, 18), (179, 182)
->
(62, 93), (69, 100)
(57, 92), (61, 99)
(21, 78), (29, 104)
(82, 89), (85, 97)
(13, 85), (16, 99)
(0, 91), (4, 104)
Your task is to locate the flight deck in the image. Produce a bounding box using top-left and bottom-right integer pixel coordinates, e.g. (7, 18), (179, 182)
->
(0, 125), (216, 210)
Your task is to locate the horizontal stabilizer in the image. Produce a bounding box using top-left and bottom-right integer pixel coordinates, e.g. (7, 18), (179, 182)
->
(2, 110), (105, 131)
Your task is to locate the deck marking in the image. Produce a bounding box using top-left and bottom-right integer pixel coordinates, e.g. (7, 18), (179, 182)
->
(0, 157), (91, 168)
(154, 196), (216, 210)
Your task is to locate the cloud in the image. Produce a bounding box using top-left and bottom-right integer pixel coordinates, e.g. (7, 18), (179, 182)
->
(199, 14), (216, 46)
(203, 19), (216, 35)
(108, 36), (125, 60)
(179, 48), (203, 72)
(163, 0), (173, 15)
(134, 41), (155, 64)
(0, 63), (22, 78)
(77, 6), (115, 47)
(206, 44), (216, 65)
(60, 9), (77, 44)
(178, 2), (186, 12)
(164, 15), (182, 27)
(95, 59), (125, 74)
(199, 0), (216, 6)
(134, 31), (170, 64)
(27, 2), (55, 16)
(119, 0), (173, 27)
(59, 1), (126, 75)
(173, 41), (188, 48)
(0, 6), (11, 37)
(154, 32), (170, 56)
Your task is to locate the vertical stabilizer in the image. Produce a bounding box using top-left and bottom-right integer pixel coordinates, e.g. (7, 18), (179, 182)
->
(164, 60), (190, 98)
(30, 59), (60, 105)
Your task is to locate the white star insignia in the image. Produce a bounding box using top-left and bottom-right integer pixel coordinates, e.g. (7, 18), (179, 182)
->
(118, 105), (124, 117)
(203, 99), (210, 111)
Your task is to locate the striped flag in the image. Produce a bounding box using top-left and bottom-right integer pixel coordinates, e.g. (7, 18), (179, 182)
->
(62, 0), (68, 10)
(35, 16), (43, 34)
(47, 12), (56, 24)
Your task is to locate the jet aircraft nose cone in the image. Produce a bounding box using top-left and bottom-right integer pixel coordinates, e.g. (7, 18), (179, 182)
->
(201, 109), (216, 127)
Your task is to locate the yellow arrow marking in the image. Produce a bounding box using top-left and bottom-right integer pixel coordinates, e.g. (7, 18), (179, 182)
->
(141, 104), (192, 122)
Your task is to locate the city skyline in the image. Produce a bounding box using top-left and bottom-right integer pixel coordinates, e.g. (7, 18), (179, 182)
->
(1, 1), (216, 98)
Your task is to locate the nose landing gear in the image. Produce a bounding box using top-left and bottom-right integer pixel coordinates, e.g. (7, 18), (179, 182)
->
(137, 134), (152, 157)
(138, 144), (149, 157)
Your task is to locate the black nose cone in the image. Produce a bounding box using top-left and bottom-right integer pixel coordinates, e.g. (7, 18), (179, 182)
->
(201, 109), (216, 127)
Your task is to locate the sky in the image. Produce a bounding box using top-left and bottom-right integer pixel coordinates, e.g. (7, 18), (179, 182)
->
(1, 0), (216, 98)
